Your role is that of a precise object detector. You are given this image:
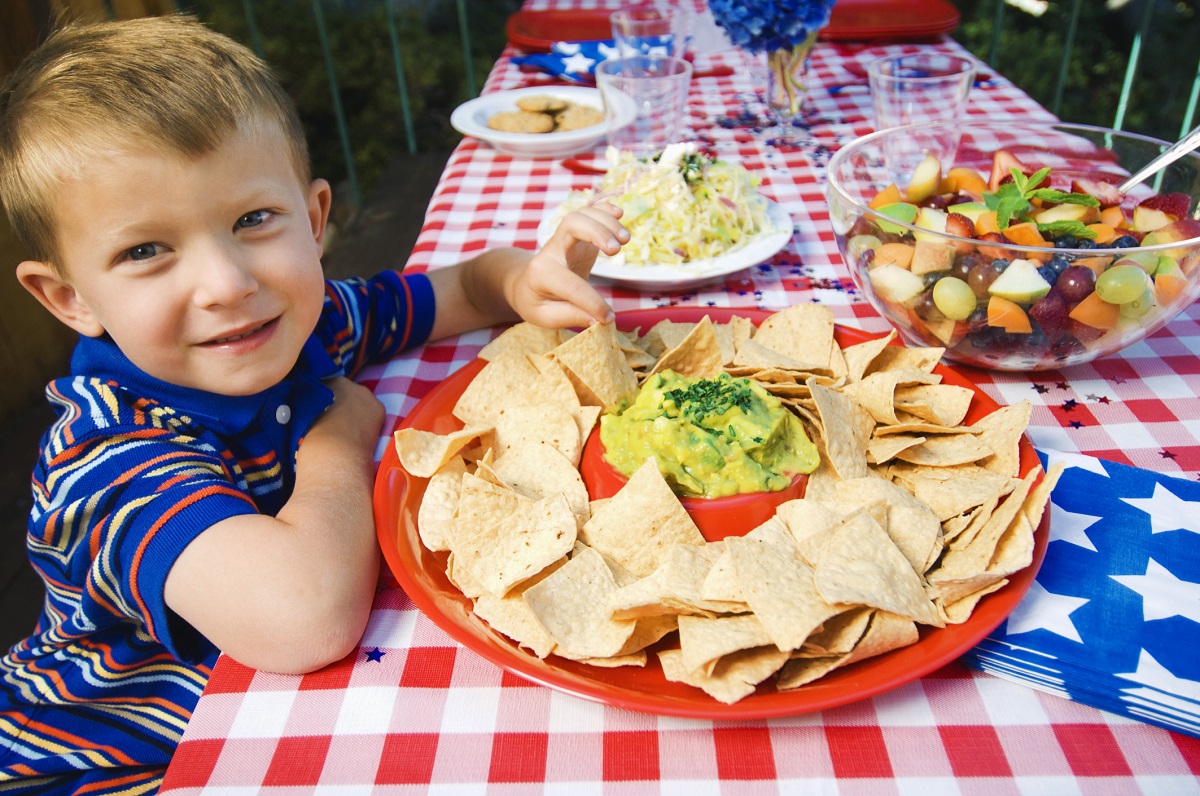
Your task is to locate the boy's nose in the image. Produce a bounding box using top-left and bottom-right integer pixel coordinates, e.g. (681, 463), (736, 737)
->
(193, 250), (259, 307)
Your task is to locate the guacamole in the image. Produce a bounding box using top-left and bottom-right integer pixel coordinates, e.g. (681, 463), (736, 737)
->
(599, 370), (820, 498)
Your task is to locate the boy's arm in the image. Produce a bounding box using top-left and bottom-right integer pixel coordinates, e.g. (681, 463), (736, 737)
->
(163, 377), (383, 675)
(425, 201), (628, 339)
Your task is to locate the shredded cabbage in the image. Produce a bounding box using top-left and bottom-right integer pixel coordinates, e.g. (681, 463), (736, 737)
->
(564, 144), (777, 267)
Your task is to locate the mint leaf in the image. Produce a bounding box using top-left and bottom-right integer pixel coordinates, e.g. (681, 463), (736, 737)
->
(1023, 167), (1051, 194)
(995, 196), (1029, 229)
(1037, 220), (1097, 239)
(1030, 189), (1100, 207)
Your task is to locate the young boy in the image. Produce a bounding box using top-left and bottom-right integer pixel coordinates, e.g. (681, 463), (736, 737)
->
(0, 14), (626, 793)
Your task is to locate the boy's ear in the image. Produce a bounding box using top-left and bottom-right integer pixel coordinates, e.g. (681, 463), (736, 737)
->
(15, 261), (105, 337)
(307, 178), (333, 249)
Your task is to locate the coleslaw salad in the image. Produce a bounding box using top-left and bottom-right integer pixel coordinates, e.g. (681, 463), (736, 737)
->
(564, 144), (780, 267)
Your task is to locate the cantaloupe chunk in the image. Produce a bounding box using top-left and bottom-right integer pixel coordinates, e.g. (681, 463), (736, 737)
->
(869, 183), (904, 209)
(1155, 270), (1187, 304)
(974, 211), (1001, 237)
(987, 296), (1032, 333)
(1086, 223), (1118, 245)
(1068, 291), (1120, 329)
(1003, 222), (1050, 248)
(1100, 205), (1127, 229)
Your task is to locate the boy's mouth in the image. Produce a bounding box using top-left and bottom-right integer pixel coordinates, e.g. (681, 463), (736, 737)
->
(202, 318), (276, 347)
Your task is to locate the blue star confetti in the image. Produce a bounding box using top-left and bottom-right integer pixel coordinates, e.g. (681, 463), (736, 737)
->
(964, 450), (1200, 737)
(363, 647), (387, 662)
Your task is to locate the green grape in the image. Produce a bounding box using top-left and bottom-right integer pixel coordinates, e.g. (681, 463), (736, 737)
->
(1095, 265), (1149, 305)
(931, 277), (977, 321)
(1119, 286), (1157, 319)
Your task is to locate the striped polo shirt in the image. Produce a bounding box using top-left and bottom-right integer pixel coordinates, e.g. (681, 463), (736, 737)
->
(0, 271), (434, 794)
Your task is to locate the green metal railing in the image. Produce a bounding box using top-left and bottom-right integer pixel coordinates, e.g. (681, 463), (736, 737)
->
(986, 0), (1200, 138)
(225, 0), (477, 209)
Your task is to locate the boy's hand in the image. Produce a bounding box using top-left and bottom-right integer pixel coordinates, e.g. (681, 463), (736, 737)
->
(508, 201), (629, 329)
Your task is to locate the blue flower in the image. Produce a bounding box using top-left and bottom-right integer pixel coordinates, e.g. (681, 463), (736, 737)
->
(707, 0), (837, 53)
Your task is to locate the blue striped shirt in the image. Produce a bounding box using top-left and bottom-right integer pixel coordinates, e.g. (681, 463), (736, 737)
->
(0, 272), (434, 794)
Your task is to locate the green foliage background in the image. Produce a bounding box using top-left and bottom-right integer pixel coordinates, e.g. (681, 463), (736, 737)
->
(950, 0), (1199, 141)
(180, 0), (1199, 199)
(182, 0), (521, 195)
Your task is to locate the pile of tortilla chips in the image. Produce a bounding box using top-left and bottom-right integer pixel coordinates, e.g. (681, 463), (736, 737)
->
(393, 306), (1061, 705)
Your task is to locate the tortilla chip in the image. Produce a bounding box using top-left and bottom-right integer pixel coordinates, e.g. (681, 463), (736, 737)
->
(580, 458), (705, 577)
(842, 330), (898, 382)
(813, 510), (943, 626)
(809, 380), (875, 480)
(551, 321), (639, 410)
(725, 536), (844, 651)
(452, 349), (542, 426)
(457, 493), (578, 597)
(522, 546), (637, 658)
(754, 305), (836, 369)
(416, 456), (467, 552)
(972, 401), (1033, 478)
(658, 646), (789, 705)
(678, 613), (774, 676)
(479, 322), (565, 362)
(394, 425), (492, 478)
(865, 345), (944, 376)
(894, 433), (994, 467)
(649, 316), (725, 379)
(493, 403), (582, 466)
(893, 384), (974, 427)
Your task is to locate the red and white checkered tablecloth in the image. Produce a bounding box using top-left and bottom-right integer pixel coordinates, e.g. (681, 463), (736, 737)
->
(160, 2), (1200, 792)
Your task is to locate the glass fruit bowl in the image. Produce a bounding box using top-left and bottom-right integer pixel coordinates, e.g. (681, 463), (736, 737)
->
(826, 120), (1200, 370)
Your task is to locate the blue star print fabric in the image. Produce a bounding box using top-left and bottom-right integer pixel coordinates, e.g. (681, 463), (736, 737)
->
(963, 450), (1200, 737)
(511, 39), (675, 82)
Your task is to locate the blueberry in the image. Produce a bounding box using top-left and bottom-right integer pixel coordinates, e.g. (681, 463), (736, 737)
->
(1047, 254), (1072, 274)
(1075, 238), (1097, 250)
(991, 258), (1010, 272)
(1112, 235), (1140, 249)
(1037, 265), (1058, 283)
(1055, 234), (1079, 249)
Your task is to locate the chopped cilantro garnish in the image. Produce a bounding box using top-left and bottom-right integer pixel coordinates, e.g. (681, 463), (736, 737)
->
(664, 375), (756, 425)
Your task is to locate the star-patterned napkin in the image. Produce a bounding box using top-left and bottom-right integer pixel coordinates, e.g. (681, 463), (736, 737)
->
(963, 449), (1200, 737)
(511, 39), (672, 83)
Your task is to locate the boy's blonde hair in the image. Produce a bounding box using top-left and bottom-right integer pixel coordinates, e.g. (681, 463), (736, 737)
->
(0, 14), (311, 269)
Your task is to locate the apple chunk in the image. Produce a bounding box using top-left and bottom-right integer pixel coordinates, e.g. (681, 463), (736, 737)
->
(869, 263), (927, 304)
(987, 258), (1052, 304)
(905, 154), (943, 204)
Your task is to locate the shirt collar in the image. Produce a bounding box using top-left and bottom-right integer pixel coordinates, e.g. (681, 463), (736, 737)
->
(69, 334), (341, 435)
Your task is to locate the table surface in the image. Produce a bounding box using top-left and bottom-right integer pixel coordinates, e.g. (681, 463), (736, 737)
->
(160, 2), (1200, 792)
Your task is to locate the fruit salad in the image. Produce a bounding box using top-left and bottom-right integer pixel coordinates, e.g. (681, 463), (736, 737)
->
(842, 148), (1200, 369)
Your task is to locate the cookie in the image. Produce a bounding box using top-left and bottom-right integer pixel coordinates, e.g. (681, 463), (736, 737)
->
(487, 110), (555, 134)
(515, 94), (569, 113)
(554, 104), (604, 132)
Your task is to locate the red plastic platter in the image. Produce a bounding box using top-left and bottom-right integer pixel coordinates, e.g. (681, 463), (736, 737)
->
(820, 0), (960, 41)
(506, 10), (612, 52)
(373, 307), (1048, 719)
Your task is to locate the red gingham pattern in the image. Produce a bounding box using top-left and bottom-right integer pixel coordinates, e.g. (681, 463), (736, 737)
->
(160, 2), (1200, 792)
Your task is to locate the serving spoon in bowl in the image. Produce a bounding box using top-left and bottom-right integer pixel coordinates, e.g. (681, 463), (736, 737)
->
(1118, 123), (1200, 193)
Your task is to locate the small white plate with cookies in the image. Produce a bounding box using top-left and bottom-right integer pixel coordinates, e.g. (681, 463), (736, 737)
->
(450, 87), (624, 159)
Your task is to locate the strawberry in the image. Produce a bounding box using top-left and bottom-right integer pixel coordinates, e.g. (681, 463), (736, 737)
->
(944, 212), (977, 254)
(977, 231), (1015, 260)
(1137, 191), (1192, 219)
(1071, 177), (1124, 208)
(988, 149), (1028, 191)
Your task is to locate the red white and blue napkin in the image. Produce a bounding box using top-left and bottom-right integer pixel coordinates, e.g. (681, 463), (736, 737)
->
(964, 449), (1200, 737)
(512, 38), (681, 83)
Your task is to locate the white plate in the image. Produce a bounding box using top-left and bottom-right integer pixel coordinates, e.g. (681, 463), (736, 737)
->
(538, 199), (794, 291)
(451, 87), (623, 159)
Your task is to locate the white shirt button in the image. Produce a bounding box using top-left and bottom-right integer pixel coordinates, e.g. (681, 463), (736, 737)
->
(275, 404), (292, 424)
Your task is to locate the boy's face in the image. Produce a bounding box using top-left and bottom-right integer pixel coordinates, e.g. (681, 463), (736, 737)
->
(20, 128), (331, 396)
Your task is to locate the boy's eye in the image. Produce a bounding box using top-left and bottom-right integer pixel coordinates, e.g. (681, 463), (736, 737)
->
(126, 243), (161, 261)
(236, 210), (271, 229)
